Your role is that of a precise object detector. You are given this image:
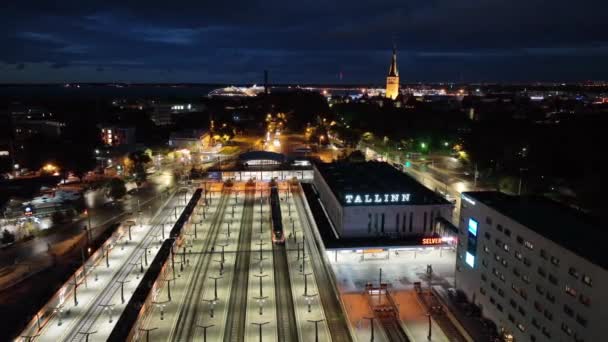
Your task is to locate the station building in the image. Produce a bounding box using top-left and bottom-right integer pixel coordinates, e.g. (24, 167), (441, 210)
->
(455, 191), (607, 342)
(312, 161), (454, 239)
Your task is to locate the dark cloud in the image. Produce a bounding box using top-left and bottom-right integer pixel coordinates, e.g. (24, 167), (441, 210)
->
(1, 0), (607, 83)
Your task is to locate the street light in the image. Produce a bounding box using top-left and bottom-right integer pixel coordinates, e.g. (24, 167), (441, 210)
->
(196, 324), (214, 342)
(253, 296), (268, 315)
(251, 322), (269, 342)
(308, 319), (324, 342)
(202, 299), (217, 318)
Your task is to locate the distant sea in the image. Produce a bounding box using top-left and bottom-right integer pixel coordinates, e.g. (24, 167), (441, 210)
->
(0, 84), (224, 101)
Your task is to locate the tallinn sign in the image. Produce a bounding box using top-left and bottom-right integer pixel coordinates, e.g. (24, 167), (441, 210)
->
(344, 193), (411, 205)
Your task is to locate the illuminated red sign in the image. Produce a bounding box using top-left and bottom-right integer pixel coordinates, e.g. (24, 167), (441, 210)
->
(421, 237), (443, 245)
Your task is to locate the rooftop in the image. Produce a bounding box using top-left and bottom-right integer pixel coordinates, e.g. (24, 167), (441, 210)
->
(464, 191), (608, 270)
(316, 161), (449, 206)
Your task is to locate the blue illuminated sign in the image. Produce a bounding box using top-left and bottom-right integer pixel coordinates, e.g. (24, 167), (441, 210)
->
(465, 252), (475, 267)
(468, 218), (478, 236)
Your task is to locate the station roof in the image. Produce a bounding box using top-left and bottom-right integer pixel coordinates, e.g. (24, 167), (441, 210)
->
(464, 191), (607, 269)
(238, 150), (287, 163)
(315, 161), (449, 206)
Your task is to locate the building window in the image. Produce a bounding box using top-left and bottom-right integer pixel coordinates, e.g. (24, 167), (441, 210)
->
(550, 256), (560, 266)
(423, 212), (427, 232)
(540, 249), (548, 260)
(548, 274), (558, 285)
(484, 232), (491, 240)
(498, 288), (505, 297)
(523, 257), (532, 267)
(544, 309), (553, 321)
(515, 251), (523, 260)
(504, 228), (511, 237)
(481, 273), (487, 282)
(395, 213), (400, 232)
(542, 327), (551, 338)
(524, 240), (534, 250)
(486, 217), (493, 225)
(518, 306), (526, 316)
(496, 223), (503, 232)
(497, 303), (503, 312)
(546, 292), (556, 303)
(536, 284), (545, 295)
(582, 275), (592, 287)
(513, 268), (520, 277)
(568, 267), (580, 279)
(537, 267), (546, 278)
(516, 235), (524, 244)
(517, 323), (525, 332)
(561, 323), (573, 336)
(565, 285), (577, 297)
(503, 243), (510, 252)
(532, 318), (540, 329)
(509, 299), (517, 308)
(579, 294), (591, 307)
(576, 315), (588, 327)
(409, 213), (413, 232)
(483, 245), (490, 254)
(402, 213), (406, 232)
(381, 213), (385, 233)
(368, 214), (372, 233)
(534, 301), (543, 312)
(508, 313), (515, 322)
(522, 275), (530, 284)
(564, 304), (574, 317)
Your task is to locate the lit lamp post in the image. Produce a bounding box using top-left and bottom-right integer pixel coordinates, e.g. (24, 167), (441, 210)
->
(117, 279), (131, 304)
(251, 322), (269, 342)
(254, 296), (268, 315)
(303, 293), (318, 313)
(202, 299), (217, 318)
(99, 303), (115, 323)
(209, 276), (222, 300)
(76, 330), (97, 342)
(196, 324), (214, 342)
(308, 319), (324, 342)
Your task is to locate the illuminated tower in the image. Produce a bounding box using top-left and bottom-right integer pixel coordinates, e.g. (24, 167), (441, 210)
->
(385, 46), (399, 100)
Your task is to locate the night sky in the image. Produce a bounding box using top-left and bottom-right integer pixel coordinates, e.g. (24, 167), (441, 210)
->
(1, 0), (607, 84)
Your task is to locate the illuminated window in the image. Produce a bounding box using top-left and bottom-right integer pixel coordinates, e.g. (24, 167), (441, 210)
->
(468, 218), (478, 236)
(582, 275), (592, 287)
(565, 285), (577, 297)
(579, 294), (590, 307)
(465, 252), (475, 267)
(551, 256), (560, 266)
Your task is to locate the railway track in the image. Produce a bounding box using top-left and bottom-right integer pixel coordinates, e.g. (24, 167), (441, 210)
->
(295, 186), (353, 342)
(169, 190), (230, 342)
(272, 243), (299, 342)
(61, 191), (183, 342)
(223, 190), (254, 342)
(380, 317), (410, 342)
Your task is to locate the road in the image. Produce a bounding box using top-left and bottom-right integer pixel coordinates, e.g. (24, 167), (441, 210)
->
(0, 168), (175, 269)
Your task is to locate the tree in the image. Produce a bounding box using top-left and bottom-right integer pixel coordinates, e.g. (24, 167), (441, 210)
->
(107, 178), (127, 200)
(1, 229), (15, 244)
(127, 151), (152, 187)
(51, 211), (65, 225)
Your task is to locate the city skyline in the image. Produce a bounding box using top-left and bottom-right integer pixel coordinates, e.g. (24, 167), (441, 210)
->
(2, 0), (608, 83)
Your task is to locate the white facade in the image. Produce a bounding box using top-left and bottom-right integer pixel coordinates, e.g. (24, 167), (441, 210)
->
(455, 192), (607, 342)
(313, 164), (452, 238)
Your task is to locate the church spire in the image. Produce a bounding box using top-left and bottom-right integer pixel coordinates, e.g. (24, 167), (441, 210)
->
(388, 44), (398, 77)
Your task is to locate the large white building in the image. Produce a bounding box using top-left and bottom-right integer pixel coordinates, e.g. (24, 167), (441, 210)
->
(455, 191), (607, 342)
(312, 161), (453, 239)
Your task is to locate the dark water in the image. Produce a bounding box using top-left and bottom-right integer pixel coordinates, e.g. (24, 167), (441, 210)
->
(0, 84), (223, 101)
